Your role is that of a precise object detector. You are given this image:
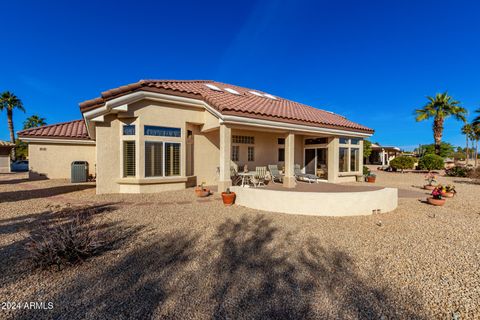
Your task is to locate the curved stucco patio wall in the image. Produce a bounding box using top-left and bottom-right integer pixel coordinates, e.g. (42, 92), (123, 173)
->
(231, 186), (398, 216)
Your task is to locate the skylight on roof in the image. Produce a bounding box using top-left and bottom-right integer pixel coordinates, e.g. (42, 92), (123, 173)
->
(263, 93), (277, 100)
(224, 88), (240, 95)
(205, 84), (222, 91)
(249, 91), (263, 96)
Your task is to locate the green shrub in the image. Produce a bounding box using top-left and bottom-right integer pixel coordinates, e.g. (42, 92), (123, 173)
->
(363, 166), (370, 176)
(445, 165), (470, 177)
(389, 156), (416, 171)
(418, 154), (444, 171)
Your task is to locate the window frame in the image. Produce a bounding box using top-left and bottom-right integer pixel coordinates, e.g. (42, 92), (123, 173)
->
(247, 146), (255, 162)
(123, 140), (136, 177)
(231, 145), (240, 162)
(144, 141), (181, 178)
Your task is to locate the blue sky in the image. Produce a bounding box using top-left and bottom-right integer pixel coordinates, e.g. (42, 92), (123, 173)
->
(1, 0), (479, 150)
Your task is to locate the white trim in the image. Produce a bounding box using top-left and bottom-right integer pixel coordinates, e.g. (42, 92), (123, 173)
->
(221, 115), (372, 137)
(19, 137), (96, 145)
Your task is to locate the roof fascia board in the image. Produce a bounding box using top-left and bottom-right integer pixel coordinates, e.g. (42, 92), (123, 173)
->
(220, 115), (372, 138)
(19, 137), (96, 145)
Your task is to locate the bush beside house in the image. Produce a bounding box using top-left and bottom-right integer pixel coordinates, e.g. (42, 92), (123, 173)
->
(418, 154), (444, 171)
(389, 156), (416, 172)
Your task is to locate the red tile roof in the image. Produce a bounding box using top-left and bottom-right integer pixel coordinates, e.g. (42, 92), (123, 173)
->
(0, 140), (15, 147)
(18, 120), (91, 140)
(80, 80), (373, 133)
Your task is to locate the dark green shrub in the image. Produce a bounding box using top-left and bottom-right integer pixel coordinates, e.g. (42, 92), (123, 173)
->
(363, 166), (370, 176)
(389, 156), (416, 172)
(418, 154), (444, 171)
(445, 165), (470, 177)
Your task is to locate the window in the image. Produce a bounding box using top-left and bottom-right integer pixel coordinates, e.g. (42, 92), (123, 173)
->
(123, 141), (136, 177)
(232, 135), (254, 144)
(247, 146), (255, 161)
(339, 147), (349, 172)
(144, 125), (181, 137)
(145, 142), (163, 177)
(278, 148), (285, 162)
(165, 143), (180, 176)
(339, 137), (349, 144)
(277, 138), (285, 145)
(231, 145), (239, 161)
(351, 138), (360, 145)
(305, 137), (328, 145)
(123, 125), (135, 135)
(350, 148), (360, 172)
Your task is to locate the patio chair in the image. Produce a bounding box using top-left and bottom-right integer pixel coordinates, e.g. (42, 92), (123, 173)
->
(251, 166), (267, 187)
(268, 165), (283, 184)
(294, 164), (320, 184)
(230, 167), (242, 186)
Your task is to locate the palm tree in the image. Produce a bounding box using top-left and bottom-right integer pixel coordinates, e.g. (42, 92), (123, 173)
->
(473, 123), (480, 167)
(462, 123), (473, 164)
(473, 108), (480, 126)
(23, 115), (46, 130)
(415, 92), (467, 155)
(0, 91), (25, 160)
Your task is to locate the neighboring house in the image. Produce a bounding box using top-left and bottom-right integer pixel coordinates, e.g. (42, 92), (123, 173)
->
(0, 140), (15, 173)
(18, 120), (95, 179)
(19, 80), (374, 194)
(366, 143), (401, 166)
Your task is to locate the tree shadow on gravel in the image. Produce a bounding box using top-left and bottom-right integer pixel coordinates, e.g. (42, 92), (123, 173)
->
(13, 214), (426, 319)
(14, 231), (199, 320)
(0, 184), (95, 203)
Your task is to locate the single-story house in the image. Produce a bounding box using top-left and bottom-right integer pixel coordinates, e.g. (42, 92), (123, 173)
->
(365, 143), (401, 166)
(0, 140), (15, 173)
(19, 80), (374, 194)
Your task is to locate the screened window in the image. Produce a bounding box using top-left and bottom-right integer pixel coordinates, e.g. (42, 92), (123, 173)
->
(144, 125), (181, 137)
(247, 146), (255, 161)
(350, 138), (360, 145)
(232, 135), (254, 144)
(145, 142), (163, 177)
(278, 148), (285, 162)
(231, 145), (239, 161)
(123, 125), (135, 135)
(339, 147), (349, 172)
(350, 148), (360, 172)
(165, 143), (181, 176)
(123, 141), (136, 177)
(305, 137), (328, 145)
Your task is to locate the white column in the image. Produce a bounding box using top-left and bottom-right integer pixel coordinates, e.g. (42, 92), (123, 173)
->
(218, 124), (232, 192)
(381, 149), (385, 166)
(327, 137), (339, 183)
(283, 132), (296, 188)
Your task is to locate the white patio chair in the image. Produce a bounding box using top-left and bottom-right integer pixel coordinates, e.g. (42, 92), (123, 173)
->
(251, 166), (267, 187)
(294, 164), (319, 184)
(268, 164), (283, 184)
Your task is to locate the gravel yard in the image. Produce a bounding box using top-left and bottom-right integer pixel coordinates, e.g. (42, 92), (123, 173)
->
(1, 171), (479, 319)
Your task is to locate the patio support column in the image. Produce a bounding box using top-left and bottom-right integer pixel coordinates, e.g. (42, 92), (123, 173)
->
(327, 137), (339, 183)
(381, 148), (386, 166)
(218, 124), (232, 192)
(283, 132), (296, 188)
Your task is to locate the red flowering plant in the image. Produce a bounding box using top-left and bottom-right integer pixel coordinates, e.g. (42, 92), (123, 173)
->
(431, 185), (443, 200)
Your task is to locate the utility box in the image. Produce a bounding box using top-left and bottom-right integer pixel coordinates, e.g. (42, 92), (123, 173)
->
(71, 161), (89, 183)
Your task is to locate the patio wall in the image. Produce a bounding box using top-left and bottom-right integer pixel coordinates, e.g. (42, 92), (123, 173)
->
(231, 186), (398, 216)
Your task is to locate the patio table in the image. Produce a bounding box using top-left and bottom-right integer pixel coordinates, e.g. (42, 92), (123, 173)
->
(237, 171), (256, 187)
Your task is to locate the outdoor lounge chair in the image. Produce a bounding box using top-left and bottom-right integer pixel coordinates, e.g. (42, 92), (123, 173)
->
(268, 165), (283, 184)
(250, 166), (267, 187)
(230, 167), (242, 186)
(294, 164), (320, 183)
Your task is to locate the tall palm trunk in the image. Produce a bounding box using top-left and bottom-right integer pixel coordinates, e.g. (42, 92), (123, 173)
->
(433, 116), (444, 155)
(465, 136), (469, 165)
(7, 109), (15, 160)
(476, 140), (479, 167)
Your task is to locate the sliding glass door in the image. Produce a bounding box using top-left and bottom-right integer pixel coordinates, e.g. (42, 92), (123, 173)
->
(304, 148), (328, 179)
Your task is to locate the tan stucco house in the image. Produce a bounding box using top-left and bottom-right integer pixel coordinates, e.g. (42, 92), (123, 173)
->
(18, 80), (374, 194)
(0, 140), (15, 173)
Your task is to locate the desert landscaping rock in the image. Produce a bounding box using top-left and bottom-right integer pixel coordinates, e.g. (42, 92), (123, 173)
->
(0, 171), (479, 319)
